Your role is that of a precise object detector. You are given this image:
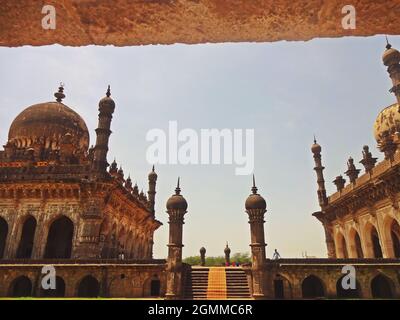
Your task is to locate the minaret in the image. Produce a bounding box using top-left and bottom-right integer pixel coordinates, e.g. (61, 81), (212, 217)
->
(245, 175), (267, 299)
(311, 137), (328, 207)
(383, 38), (400, 105)
(165, 178), (188, 299)
(92, 86), (115, 172)
(148, 165), (157, 216)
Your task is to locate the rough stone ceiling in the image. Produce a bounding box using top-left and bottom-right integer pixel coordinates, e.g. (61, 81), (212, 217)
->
(0, 0), (399, 47)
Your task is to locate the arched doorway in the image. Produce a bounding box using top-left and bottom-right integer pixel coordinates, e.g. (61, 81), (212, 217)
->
(40, 276), (66, 297)
(274, 279), (284, 299)
(371, 274), (394, 298)
(16, 216), (37, 258)
(150, 280), (161, 296)
(354, 232), (364, 258)
(371, 227), (383, 258)
(77, 275), (100, 297)
(9, 276), (32, 297)
(302, 275), (325, 299)
(336, 276), (360, 298)
(44, 216), (74, 258)
(390, 220), (400, 258)
(0, 217), (8, 259)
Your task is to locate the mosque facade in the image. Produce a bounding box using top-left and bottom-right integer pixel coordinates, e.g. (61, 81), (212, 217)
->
(0, 44), (400, 299)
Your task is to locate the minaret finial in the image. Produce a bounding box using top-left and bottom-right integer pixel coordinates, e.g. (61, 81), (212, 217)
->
(313, 134), (317, 144)
(152, 165), (155, 172)
(386, 35), (392, 50)
(106, 85), (111, 97)
(54, 83), (65, 103)
(175, 177), (181, 195)
(251, 174), (258, 194)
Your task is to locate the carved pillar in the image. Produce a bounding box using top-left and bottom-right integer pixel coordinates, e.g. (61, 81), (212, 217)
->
(32, 202), (47, 259)
(165, 179), (187, 300)
(245, 176), (267, 299)
(73, 198), (103, 258)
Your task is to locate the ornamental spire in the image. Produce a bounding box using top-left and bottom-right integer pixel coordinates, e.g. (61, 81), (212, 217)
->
(54, 83), (65, 103)
(251, 174), (258, 194)
(175, 177), (181, 195)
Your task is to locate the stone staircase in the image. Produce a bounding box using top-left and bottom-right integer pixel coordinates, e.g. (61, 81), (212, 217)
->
(226, 268), (251, 299)
(183, 267), (251, 300)
(183, 267), (209, 299)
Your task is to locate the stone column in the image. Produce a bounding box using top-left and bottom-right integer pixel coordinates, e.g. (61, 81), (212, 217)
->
(73, 198), (103, 259)
(165, 179), (188, 300)
(245, 176), (267, 299)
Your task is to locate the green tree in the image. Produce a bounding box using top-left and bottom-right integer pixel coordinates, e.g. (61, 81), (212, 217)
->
(183, 252), (251, 266)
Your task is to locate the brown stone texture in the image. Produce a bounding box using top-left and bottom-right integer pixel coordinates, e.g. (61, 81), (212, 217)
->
(0, 0), (399, 47)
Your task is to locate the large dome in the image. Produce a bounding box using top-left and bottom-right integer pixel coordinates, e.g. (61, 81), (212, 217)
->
(373, 103), (400, 144)
(8, 101), (89, 152)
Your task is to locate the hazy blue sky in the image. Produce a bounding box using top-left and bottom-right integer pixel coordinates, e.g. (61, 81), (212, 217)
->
(0, 35), (398, 259)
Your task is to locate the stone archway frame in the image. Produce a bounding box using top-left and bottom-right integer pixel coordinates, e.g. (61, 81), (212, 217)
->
(1, 1), (400, 47)
(43, 214), (75, 259)
(382, 215), (400, 258)
(301, 274), (327, 299)
(369, 271), (397, 299)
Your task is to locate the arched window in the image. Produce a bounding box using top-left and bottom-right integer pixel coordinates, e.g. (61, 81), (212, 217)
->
(9, 276), (32, 297)
(302, 275), (325, 299)
(371, 274), (394, 298)
(44, 216), (74, 258)
(40, 276), (66, 297)
(390, 220), (400, 258)
(336, 276), (360, 298)
(336, 233), (348, 258)
(0, 217), (8, 259)
(16, 216), (37, 259)
(77, 275), (100, 298)
(371, 227), (383, 258)
(354, 232), (364, 258)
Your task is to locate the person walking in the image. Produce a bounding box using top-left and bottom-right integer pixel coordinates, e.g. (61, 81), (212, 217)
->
(273, 249), (281, 260)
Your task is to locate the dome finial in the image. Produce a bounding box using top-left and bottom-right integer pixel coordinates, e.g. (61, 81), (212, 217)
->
(251, 174), (258, 194)
(175, 177), (181, 195)
(54, 83), (65, 103)
(106, 85), (111, 97)
(386, 35), (392, 50)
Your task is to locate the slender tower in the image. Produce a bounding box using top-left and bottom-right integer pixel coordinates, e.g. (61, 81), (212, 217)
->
(148, 165), (157, 216)
(311, 138), (335, 258)
(383, 38), (400, 105)
(311, 138), (328, 207)
(92, 86), (115, 172)
(165, 178), (188, 299)
(245, 175), (267, 299)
